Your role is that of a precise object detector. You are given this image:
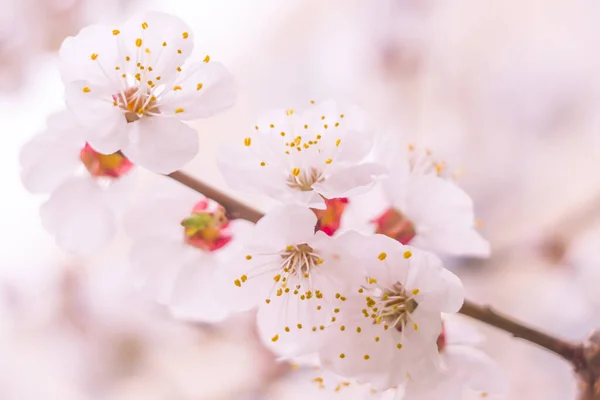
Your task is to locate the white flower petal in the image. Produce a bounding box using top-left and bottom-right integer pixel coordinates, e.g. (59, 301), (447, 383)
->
(121, 118), (198, 174)
(250, 205), (318, 248)
(256, 293), (331, 357)
(40, 177), (116, 254)
(402, 377), (462, 400)
(121, 12), (194, 81)
(213, 253), (277, 312)
(123, 178), (199, 241)
(444, 345), (508, 396)
(217, 144), (288, 196)
(20, 111), (81, 193)
(169, 257), (229, 323)
(406, 249), (464, 313)
(443, 315), (485, 347)
(65, 81), (129, 154)
(313, 162), (385, 200)
(411, 228), (491, 258)
(405, 174), (489, 257)
(159, 61), (236, 120)
(129, 237), (189, 303)
(59, 24), (122, 87)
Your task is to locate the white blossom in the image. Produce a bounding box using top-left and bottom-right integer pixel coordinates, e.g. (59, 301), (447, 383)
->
(124, 178), (253, 323)
(218, 100), (385, 210)
(59, 11), (236, 174)
(20, 111), (135, 253)
(344, 146), (490, 257)
(400, 316), (507, 400)
(317, 232), (464, 390)
(214, 205), (364, 356)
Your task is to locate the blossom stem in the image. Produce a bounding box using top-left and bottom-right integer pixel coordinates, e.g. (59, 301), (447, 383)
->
(166, 169), (586, 368)
(168, 170), (263, 223)
(459, 300), (585, 367)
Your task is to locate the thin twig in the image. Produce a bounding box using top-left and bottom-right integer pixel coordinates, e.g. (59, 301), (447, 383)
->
(168, 170), (263, 223)
(166, 169), (586, 368)
(459, 300), (584, 367)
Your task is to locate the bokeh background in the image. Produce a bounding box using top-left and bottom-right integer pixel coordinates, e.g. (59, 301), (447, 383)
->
(3, 0), (600, 398)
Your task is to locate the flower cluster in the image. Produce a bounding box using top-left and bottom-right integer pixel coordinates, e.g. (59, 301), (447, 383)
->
(19, 10), (504, 400)
(21, 11), (236, 252)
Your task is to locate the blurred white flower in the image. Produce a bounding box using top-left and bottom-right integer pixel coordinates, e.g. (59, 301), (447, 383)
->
(20, 111), (135, 253)
(344, 146), (490, 258)
(266, 366), (380, 400)
(218, 100), (385, 210)
(214, 205), (364, 357)
(125, 178), (253, 323)
(317, 233), (463, 390)
(59, 11), (236, 174)
(401, 316), (507, 400)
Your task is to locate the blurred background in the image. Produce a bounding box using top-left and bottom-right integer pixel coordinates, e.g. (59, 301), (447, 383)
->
(4, 0), (600, 398)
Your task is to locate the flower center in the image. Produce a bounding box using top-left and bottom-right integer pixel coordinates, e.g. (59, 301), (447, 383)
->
(286, 167), (323, 191)
(114, 86), (159, 123)
(365, 282), (419, 331)
(313, 197), (348, 236)
(181, 201), (232, 252)
(373, 208), (416, 245)
(280, 243), (322, 279)
(79, 144), (133, 178)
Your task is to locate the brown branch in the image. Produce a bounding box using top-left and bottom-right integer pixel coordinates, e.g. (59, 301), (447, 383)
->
(168, 170), (263, 223)
(459, 300), (584, 367)
(166, 169), (586, 368)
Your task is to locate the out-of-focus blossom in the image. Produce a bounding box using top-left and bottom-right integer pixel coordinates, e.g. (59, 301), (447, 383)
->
(344, 146), (489, 258)
(218, 100), (385, 209)
(0, 0), (30, 91)
(401, 316), (507, 400)
(265, 367), (380, 400)
(0, 264), (282, 400)
(318, 232), (463, 390)
(35, 0), (137, 52)
(125, 178), (253, 323)
(20, 111), (135, 253)
(59, 11), (236, 173)
(215, 205), (364, 357)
